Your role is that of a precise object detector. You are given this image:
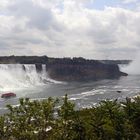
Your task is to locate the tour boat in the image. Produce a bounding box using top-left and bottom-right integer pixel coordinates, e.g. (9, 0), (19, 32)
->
(1, 92), (16, 98)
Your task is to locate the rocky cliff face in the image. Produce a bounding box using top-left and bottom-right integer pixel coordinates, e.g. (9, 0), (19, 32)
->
(0, 56), (128, 81)
(45, 59), (127, 81)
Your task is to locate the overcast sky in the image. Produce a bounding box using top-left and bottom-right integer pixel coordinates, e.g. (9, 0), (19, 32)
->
(0, 0), (140, 59)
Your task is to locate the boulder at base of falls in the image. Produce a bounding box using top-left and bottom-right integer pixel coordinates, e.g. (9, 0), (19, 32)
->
(46, 59), (128, 81)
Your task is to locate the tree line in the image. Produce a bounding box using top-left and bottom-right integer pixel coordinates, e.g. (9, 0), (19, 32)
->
(0, 95), (140, 140)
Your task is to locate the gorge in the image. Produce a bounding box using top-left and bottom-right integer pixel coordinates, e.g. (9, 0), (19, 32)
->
(0, 56), (128, 82)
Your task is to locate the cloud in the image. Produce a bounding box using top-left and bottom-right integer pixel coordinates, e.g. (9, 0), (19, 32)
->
(122, 0), (138, 4)
(0, 0), (139, 59)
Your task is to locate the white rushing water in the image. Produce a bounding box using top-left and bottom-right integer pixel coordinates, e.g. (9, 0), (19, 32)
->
(0, 64), (61, 92)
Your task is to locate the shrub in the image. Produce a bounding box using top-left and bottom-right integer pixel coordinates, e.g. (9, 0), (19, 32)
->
(0, 95), (140, 140)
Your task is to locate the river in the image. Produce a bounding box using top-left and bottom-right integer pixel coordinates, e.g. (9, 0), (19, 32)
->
(0, 64), (139, 114)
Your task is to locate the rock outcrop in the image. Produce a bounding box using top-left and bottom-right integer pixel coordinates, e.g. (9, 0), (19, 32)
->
(46, 58), (128, 81)
(35, 63), (43, 73)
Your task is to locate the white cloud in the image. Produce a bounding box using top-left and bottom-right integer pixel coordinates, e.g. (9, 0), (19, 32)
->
(0, 0), (10, 8)
(122, 0), (138, 4)
(0, 0), (139, 59)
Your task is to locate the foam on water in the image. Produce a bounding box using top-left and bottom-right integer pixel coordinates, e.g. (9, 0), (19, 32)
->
(0, 64), (63, 92)
(69, 88), (105, 101)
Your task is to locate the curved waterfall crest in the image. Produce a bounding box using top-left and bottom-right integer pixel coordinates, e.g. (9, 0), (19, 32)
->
(0, 64), (61, 92)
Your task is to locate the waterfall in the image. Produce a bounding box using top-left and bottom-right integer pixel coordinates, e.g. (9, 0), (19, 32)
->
(0, 64), (61, 92)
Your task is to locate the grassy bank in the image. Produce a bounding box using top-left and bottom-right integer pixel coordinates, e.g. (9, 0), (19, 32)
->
(0, 95), (140, 140)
